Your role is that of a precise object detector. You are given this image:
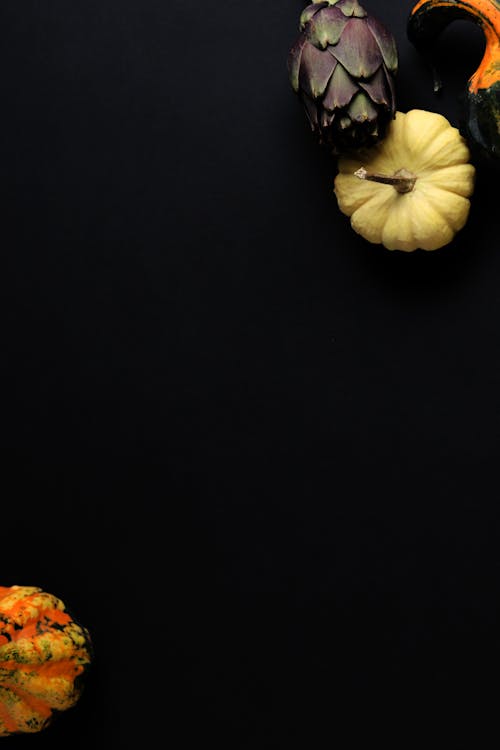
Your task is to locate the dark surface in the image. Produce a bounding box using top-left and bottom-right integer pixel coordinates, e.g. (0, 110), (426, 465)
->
(0, 0), (499, 747)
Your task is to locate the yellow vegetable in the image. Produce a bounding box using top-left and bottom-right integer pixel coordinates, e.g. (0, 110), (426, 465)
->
(334, 109), (475, 252)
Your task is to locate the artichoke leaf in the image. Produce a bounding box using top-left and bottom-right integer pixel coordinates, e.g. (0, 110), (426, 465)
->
(366, 15), (398, 73)
(300, 2), (329, 30)
(333, 18), (382, 78)
(307, 6), (349, 48)
(299, 42), (336, 99)
(323, 62), (358, 110)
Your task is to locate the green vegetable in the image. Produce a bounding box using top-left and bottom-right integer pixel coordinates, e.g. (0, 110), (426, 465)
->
(288, 0), (398, 153)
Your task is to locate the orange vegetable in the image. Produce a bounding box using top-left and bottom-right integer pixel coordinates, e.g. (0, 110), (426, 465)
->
(0, 585), (92, 736)
(408, 0), (500, 158)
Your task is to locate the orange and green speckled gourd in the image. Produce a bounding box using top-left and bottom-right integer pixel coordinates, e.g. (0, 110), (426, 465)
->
(0, 585), (92, 736)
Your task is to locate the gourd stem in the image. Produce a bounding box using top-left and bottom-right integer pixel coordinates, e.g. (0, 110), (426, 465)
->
(354, 167), (417, 194)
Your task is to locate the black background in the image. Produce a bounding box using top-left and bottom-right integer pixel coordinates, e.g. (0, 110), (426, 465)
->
(0, 0), (499, 747)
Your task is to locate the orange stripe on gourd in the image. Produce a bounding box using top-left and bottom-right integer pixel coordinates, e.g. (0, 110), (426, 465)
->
(410, 0), (500, 93)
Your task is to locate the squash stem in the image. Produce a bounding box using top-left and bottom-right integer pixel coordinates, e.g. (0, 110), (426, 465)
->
(354, 167), (417, 194)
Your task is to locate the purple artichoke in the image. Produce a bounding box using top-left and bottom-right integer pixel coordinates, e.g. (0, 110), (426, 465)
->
(288, 0), (398, 153)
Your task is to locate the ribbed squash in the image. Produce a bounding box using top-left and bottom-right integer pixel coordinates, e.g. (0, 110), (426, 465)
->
(0, 585), (92, 736)
(334, 109), (475, 252)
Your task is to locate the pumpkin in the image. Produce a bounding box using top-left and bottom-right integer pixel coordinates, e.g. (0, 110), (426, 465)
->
(408, 0), (500, 159)
(0, 585), (92, 736)
(333, 109), (475, 252)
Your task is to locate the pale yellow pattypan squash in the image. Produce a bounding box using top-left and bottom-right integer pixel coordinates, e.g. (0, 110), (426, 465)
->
(334, 109), (475, 252)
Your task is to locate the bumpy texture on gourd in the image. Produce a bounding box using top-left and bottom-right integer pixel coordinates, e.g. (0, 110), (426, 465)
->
(0, 585), (92, 736)
(408, 0), (500, 159)
(334, 109), (475, 251)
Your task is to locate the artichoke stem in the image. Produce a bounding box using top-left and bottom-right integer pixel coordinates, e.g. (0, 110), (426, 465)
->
(354, 167), (417, 194)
